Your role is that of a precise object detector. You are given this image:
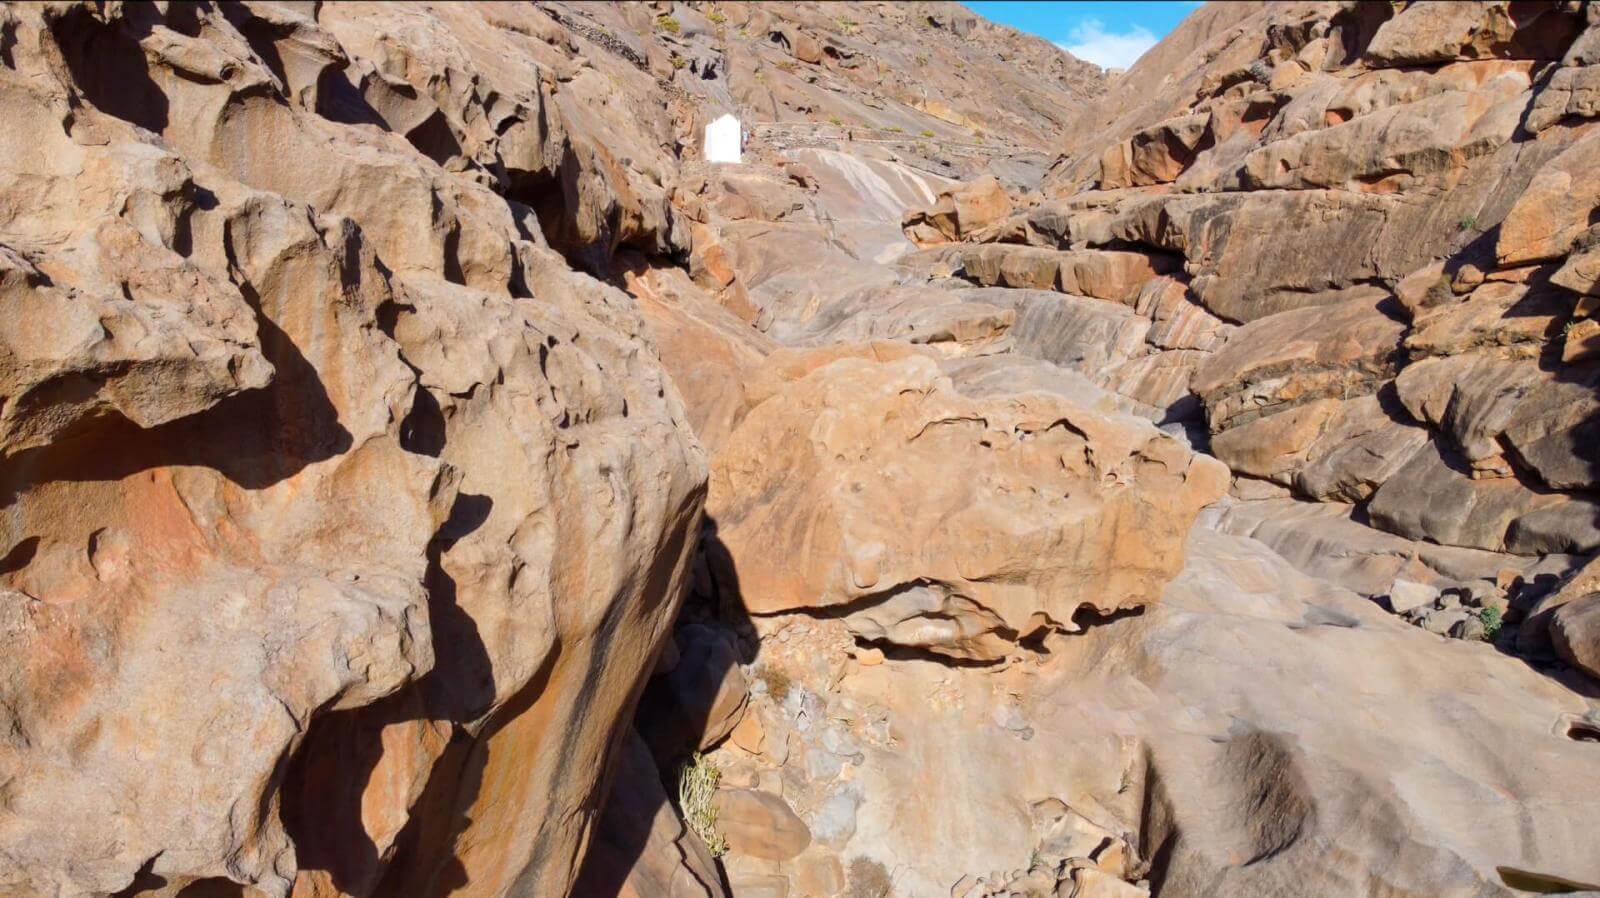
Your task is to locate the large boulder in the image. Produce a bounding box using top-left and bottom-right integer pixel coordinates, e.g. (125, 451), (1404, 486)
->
(1551, 593), (1600, 680)
(705, 344), (1228, 661)
(903, 175), (1015, 244)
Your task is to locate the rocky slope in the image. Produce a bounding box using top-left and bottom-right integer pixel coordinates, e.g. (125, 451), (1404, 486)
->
(6, 2), (1600, 898)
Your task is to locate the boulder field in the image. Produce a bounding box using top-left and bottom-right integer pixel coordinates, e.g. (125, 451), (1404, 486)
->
(3, 3), (1600, 898)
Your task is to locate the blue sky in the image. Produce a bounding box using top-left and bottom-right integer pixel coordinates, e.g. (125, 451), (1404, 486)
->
(965, 2), (1201, 70)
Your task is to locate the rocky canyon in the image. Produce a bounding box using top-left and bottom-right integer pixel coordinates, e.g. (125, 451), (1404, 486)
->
(3, 1), (1600, 897)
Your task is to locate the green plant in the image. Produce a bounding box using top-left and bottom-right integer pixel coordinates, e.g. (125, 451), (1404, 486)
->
(919, 128), (935, 137)
(848, 856), (892, 898)
(678, 753), (727, 856)
(886, 125), (904, 133)
(671, 54), (686, 70)
(756, 665), (792, 702)
(656, 14), (681, 33)
(828, 115), (843, 126)
(836, 16), (857, 30)
(707, 10), (726, 24)
(1459, 214), (1478, 231)
(1478, 605), (1503, 641)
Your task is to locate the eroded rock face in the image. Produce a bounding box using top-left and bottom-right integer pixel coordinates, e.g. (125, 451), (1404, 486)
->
(1022, 0), (1600, 556)
(703, 344), (1228, 661)
(0, 4), (707, 897)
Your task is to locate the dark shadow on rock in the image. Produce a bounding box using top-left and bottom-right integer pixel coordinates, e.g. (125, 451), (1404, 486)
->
(0, 286), (353, 508)
(174, 879), (246, 898)
(50, 4), (170, 134)
(280, 489), (497, 898)
(575, 514), (749, 897)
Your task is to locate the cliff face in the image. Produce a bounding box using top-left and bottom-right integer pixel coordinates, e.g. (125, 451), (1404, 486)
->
(8, 2), (1600, 898)
(0, 3), (713, 897)
(0, 3), (1104, 897)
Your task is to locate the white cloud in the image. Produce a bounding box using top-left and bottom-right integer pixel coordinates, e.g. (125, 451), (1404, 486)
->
(1056, 19), (1158, 71)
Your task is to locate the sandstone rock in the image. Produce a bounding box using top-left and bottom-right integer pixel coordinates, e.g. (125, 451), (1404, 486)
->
(1210, 399), (1345, 483)
(1192, 297), (1407, 433)
(730, 709), (768, 756)
(1108, 191), (1403, 323)
(961, 244), (1062, 290)
(1550, 593), (1600, 679)
(1098, 112), (1211, 188)
(971, 288), (1151, 374)
(1133, 276), (1232, 351)
(1404, 279), (1568, 360)
(1528, 63), (1600, 131)
(1551, 240), (1600, 296)
(1055, 250), (1179, 304)
(1097, 350), (1208, 422)
(0, 6), (710, 898)
(574, 728), (729, 898)
(714, 789), (812, 861)
(795, 853), (846, 897)
(903, 175), (1015, 244)
(1068, 867), (1149, 898)
(783, 286), (1016, 358)
(706, 346), (1227, 660)
(1366, 1), (1580, 67)
(1499, 126), (1600, 264)
(1388, 579), (1441, 615)
(1291, 394), (1432, 503)
(1367, 441), (1600, 554)
(627, 263), (777, 452)
(638, 624), (751, 760)
(1210, 497), (1572, 600)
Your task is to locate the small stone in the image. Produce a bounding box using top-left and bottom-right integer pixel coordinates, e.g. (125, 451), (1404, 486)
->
(796, 853), (845, 897)
(731, 708), (767, 755)
(857, 646), (885, 666)
(1422, 609), (1471, 636)
(809, 786), (863, 846)
(1451, 263), (1485, 293)
(805, 748), (843, 782)
(713, 789), (811, 861)
(1386, 579), (1439, 614)
(1496, 568), (1524, 595)
(1451, 616), (1487, 641)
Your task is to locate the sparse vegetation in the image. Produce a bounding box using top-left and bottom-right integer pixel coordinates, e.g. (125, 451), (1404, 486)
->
(656, 14), (681, 34)
(920, 129), (935, 138)
(828, 115), (844, 126)
(836, 16), (858, 31)
(848, 856), (892, 898)
(756, 665), (793, 702)
(886, 125), (904, 133)
(671, 54), (686, 70)
(707, 10), (726, 24)
(1459, 214), (1478, 231)
(677, 753), (728, 856)
(1478, 605), (1503, 641)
